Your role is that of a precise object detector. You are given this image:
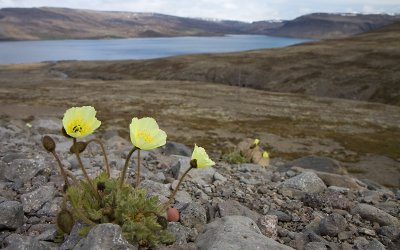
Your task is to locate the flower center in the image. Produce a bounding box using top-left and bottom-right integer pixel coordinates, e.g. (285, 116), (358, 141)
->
(73, 125), (82, 133)
(68, 119), (88, 135)
(137, 130), (154, 143)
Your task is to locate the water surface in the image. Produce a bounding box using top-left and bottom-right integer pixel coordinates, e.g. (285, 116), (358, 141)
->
(0, 35), (311, 64)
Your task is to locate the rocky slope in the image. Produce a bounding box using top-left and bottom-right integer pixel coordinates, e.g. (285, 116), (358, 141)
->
(0, 116), (399, 249)
(269, 13), (400, 39)
(51, 21), (400, 106)
(0, 7), (399, 41)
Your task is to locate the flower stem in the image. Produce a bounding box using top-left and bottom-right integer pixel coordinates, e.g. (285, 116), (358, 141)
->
(87, 138), (110, 177)
(73, 139), (100, 200)
(164, 165), (194, 209)
(119, 147), (136, 188)
(135, 149), (141, 189)
(50, 150), (70, 188)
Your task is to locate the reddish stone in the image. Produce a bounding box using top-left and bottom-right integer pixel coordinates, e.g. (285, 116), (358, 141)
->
(167, 207), (180, 222)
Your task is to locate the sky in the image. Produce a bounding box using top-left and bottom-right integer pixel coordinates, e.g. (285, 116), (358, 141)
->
(0, 0), (399, 22)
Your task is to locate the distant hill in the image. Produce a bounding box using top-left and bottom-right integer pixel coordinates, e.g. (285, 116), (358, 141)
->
(0, 7), (399, 40)
(269, 13), (400, 39)
(53, 22), (400, 106)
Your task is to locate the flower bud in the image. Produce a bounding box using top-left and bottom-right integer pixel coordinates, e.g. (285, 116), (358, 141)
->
(42, 136), (56, 152)
(56, 209), (74, 234)
(97, 182), (106, 191)
(190, 159), (198, 168)
(69, 141), (87, 154)
(61, 127), (72, 138)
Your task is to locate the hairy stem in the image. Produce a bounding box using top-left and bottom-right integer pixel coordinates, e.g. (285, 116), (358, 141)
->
(50, 150), (70, 187)
(164, 166), (194, 209)
(135, 149), (141, 189)
(87, 138), (110, 177)
(119, 147), (136, 188)
(67, 194), (96, 226)
(73, 139), (100, 200)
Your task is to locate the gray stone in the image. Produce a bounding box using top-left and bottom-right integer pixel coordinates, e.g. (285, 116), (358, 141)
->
(315, 172), (363, 190)
(3, 234), (51, 250)
(359, 228), (376, 236)
(0, 201), (24, 230)
(31, 118), (61, 134)
(163, 142), (192, 157)
(21, 185), (56, 213)
(217, 199), (261, 223)
(67, 155), (91, 170)
(140, 179), (170, 203)
(282, 156), (346, 174)
(35, 226), (58, 241)
(37, 197), (63, 217)
(171, 156), (216, 185)
(213, 172), (227, 184)
(377, 225), (400, 240)
(268, 210), (292, 222)
(279, 172), (326, 193)
(174, 191), (192, 204)
(364, 239), (386, 250)
(195, 216), (294, 250)
(74, 223), (137, 250)
(4, 158), (47, 182)
(257, 215), (278, 239)
(303, 191), (352, 210)
(167, 222), (190, 245)
(305, 242), (329, 250)
(319, 213), (347, 237)
(351, 203), (399, 226)
(60, 222), (85, 250)
(180, 203), (207, 232)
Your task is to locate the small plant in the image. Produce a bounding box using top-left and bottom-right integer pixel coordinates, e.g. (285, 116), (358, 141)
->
(43, 106), (215, 247)
(222, 151), (248, 164)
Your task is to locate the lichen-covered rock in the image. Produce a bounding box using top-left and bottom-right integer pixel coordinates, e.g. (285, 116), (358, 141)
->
(196, 216), (294, 250)
(0, 201), (24, 230)
(278, 172), (326, 193)
(217, 199), (261, 223)
(3, 234), (51, 250)
(318, 213), (347, 237)
(180, 202), (207, 232)
(20, 185), (56, 213)
(74, 223), (137, 250)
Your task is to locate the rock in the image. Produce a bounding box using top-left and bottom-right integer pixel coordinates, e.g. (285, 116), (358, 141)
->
(37, 197), (63, 217)
(3, 233), (51, 250)
(318, 213), (347, 237)
(171, 156), (216, 185)
(180, 203), (207, 232)
(67, 155), (91, 170)
(257, 215), (278, 239)
(0, 201), (24, 230)
(21, 185), (56, 213)
(31, 118), (61, 134)
(60, 222), (85, 250)
(167, 222), (190, 245)
(196, 216), (294, 250)
(167, 207), (180, 222)
(377, 225), (400, 240)
(4, 158), (47, 183)
(217, 199), (261, 223)
(282, 156), (346, 174)
(174, 191), (192, 204)
(303, 191), (352, 210)
(268, 210), (292, 222)
(364, 239), (386, 250)
(140, 180), (170, 203)
(359, 228), (376, 236)
(163, 142), (192, 157)
(278, 172), (326, 193)
(156, 243), (197, 250)
(74, 223), (137, 250)
(35, 226), (57, 241)
(213, 172), (227, 184)
(315, 172), (363, 190)
(351, 203), (399, 226)
(305, 242), (329, 250)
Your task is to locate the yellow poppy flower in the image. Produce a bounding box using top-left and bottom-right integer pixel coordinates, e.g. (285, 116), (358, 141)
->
(129, 117), (167, 150)
(191, 144), (215, 168)
(262, 151), (269, 158)
(254, 138), (260, 145)
(62, 106), (101, 138)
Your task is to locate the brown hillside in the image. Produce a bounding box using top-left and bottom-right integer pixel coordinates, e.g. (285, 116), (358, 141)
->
(53, 22), (400, 105)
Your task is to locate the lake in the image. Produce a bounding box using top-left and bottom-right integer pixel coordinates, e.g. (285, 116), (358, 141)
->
(0, 35), (311, 64)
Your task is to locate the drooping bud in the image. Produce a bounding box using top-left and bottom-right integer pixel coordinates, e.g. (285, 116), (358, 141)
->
(56, 209), (74, 234)
(69, 141), (87, 154)
(97, 182), (106, 191)
(42, 136), (56, 152)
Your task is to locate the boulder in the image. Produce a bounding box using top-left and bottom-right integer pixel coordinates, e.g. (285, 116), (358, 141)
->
(281, 156), (346, 174)
(74, 223), (137, 250)
(196, 216), (294, 250)
(20, 185), (56, 213)
(278, 172), (326, 193)
(0, 201), (24, 230)
(351, 203), (399, 226)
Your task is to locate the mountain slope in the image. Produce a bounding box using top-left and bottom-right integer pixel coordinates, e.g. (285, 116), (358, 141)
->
(0, 7), (399, 40)
(270, 13), (400, 39)
(53, 22), (400, 106)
